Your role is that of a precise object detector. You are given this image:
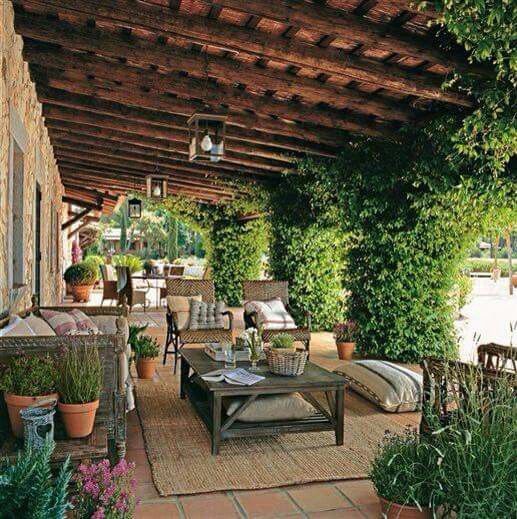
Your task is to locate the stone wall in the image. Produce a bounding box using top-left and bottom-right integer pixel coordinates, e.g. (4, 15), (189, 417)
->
(0, 0), (64, 313)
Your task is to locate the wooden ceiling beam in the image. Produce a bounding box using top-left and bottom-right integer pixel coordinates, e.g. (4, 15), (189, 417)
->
(38, 87), (344, 154)
(15, 1), (472, 106)
(17, 15), (414, 122)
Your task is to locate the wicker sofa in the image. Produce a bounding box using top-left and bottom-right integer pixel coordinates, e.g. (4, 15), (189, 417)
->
(0, 305), (128, 463)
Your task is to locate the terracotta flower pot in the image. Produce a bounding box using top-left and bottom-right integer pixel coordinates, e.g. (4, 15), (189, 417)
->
(512, 274), (517, 288)
(336, 341), (355, 360)
(58, 399), (99, 438)
(136, 357), (157, 379)
(70, 284), (93, 303)
(380, 497), (432, 519)
(4, 393), (58, 439)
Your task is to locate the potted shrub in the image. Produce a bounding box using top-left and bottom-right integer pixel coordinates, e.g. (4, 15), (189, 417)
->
(369, 430), (439, 519)
(142, 259), (155, 277)
(133, 335), (160, 379)
(270, 333), (296, 353)
(0, 354), (57, 438)
(57, 345), (102, 438)
(333, 320), (357, 360)
(64, 261), (98, 302)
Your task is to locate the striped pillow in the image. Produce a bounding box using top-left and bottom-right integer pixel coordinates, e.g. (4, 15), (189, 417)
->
(334, 360), (422, 413)
(244, 298), (297, 330)
(69, 309), (100, 335)
(40, 309), (78, 336)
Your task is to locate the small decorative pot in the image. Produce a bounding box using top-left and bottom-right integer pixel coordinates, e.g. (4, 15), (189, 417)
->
(512, 274), (517, 288)
(58, 399), (99, 438)
(70, 284), (93, 302)
(380, 497), (432, 519)
(136, 357), (157, 379)
(4, 393), (59, 439)
(336, 341), (355, 360)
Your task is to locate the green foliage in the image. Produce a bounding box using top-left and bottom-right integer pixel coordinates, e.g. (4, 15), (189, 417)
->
(369, 429), (442, 509)
(0, 440), (72, 518)
(166, 214), (179, 260)
(454, 273), (473, 310)
(0, 354), (57, 396)
(132, 335), (160, 359)
(63, 261), (98, 286)
(111, 254), (143, 274)
(432, 0), (517, 176)
(82, 255), (104, 282)
(128, 324), (148, 349)
(270, 333), (295, 349)
(464, 258), (511, 276)
(57, 346), (103, 405)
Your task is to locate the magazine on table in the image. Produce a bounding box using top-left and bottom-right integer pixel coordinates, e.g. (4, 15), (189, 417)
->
(201, 368), (265, 386)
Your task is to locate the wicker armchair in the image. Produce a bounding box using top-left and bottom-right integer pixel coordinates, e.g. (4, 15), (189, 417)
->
(164, 279), (233, 373)
(100, 264), (118, 305)
(242, 280), (311, 355)
(0, 305), (127, 463)
(115, 266), (150, 312)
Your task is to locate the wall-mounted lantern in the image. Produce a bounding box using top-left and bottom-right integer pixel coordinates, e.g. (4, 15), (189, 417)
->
(188, 113), (227, 162)
(127, 197), (142, 219)
(146, 175), (168, 199)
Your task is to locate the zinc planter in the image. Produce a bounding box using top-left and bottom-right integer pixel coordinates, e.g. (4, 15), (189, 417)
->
(380, 497), (432, 519)
(136, 358), (157, 379)
(5, 393), (58, 439)
(58, 399), (99, 438)
(336, 341), (355, 360)
(70, 284), (93, 303)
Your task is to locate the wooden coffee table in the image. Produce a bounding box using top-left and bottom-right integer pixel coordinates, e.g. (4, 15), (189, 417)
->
(180, 348), (346, 455)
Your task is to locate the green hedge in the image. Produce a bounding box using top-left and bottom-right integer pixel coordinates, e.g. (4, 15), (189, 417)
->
(464, 258), (511, 276)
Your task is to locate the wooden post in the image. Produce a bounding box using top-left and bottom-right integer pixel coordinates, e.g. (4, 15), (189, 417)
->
(507, 231), (513, 295)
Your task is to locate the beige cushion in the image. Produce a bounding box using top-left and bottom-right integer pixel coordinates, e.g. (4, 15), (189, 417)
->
(225, 393), (316, 423)
(24, 315), (56, 336)
(167, 295), (202, 331)
(244, 298), (297, 330)
(0, 316), (36, 337)
(90, 315), (118, 335)
(188, 300), (225, 330)
(334, 360), (422, 413)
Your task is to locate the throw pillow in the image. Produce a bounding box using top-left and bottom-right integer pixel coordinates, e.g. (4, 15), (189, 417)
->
(0, 316), (36, 337)
(334, 360), (423, 413)
(24, 315), (56, 336)
(40, 309), (78, 336)
(225, 393), (316, 422)
(167, 295), (202, 331)
(244, 298), (297, 330)
(188, 300), (225, 330)
(69, 309), (100, 334)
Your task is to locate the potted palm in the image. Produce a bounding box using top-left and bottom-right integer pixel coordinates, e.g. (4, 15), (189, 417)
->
(64, 261), (98, 302)
(369, 430), (439, 519)
(333, 320), (357, 360)
(133, 335), (160, 379)
(57, 345), (102, 438)
(0, 354), (58, 438)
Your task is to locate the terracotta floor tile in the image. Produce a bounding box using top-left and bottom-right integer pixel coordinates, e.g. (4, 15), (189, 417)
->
(235, 489), (300, 518)
(137, 482), (161, 501)
(358, 502), (382, 518)
(288, 484), (353, 513)
(308, 509), (364, 518)
(180, 493), (240, 518)
(335, 480), (377, 507)
(136, 501), (181, 518)
(126, 449), (153, 484)
(127, 429), (146, 450)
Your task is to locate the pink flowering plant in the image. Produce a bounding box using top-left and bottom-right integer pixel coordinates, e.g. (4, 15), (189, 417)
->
(72, 459), (138, 518)
(333, 320), (358, 343)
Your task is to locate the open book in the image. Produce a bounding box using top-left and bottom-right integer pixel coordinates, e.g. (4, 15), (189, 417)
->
(201, 368), (265, 386)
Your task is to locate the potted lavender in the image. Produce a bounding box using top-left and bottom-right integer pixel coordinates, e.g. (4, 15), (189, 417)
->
(333, 320), (357, 360)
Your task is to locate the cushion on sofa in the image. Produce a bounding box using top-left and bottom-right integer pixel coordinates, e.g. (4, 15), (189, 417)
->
(69, 309), (100, 334)
(167, 295), (202, 331)
(0, 316), (36, 337)
(225, 392), (317, 422)
(244, 298), (297, 330)
(188, 300), (225, 330)
(334, 360), (422, 413)
(39, 309), (78, 336)
(24, 315), (56, 336)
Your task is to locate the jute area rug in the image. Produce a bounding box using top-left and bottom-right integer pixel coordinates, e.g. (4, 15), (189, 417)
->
(135, 378), (419, 496)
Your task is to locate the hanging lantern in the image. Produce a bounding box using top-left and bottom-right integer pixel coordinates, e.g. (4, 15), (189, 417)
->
(127, 197), (142, 219)
(146, 175), (168, 199)
(188, 113), (226, 162)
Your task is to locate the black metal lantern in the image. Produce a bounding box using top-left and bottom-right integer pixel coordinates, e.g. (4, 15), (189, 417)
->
(146, 175), (168, 199)
(188, 113), (226, 162)
(127, 197), (142, 219)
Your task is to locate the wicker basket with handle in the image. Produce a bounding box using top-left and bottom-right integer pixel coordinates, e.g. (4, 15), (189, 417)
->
(266, 349), (308, 376)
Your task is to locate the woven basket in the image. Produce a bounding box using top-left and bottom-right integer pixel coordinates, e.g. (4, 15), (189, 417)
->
(266, 349), (308, 376)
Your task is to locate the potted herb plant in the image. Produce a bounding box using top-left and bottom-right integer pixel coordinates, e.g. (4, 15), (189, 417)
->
(57, 345), (102, 438)
(270, 333), (296, 353)
(369, 430), (439, 519)
(133, 335), (160, 379)
(333, 320), (357, 360)
(64, 261), (98, 302)
(0, 354), (58, 438)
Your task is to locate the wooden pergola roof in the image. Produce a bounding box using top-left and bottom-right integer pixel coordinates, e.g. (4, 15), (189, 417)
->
(12, 0), (482, 207)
